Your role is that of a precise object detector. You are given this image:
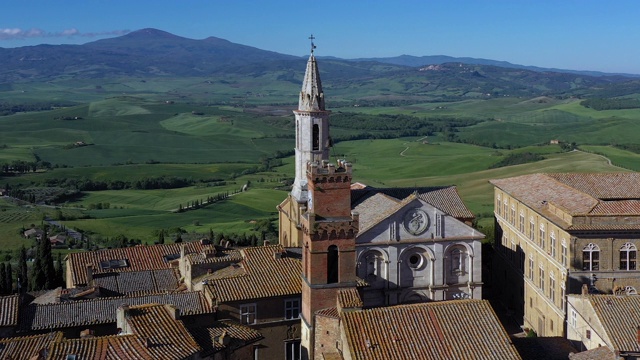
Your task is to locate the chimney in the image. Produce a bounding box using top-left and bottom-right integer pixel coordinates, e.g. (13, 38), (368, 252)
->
(86, 265), (94, 285)
(164, 304), (180, 320)
(581, 284), (589, 296)
(274, 251), (283, 260)
(117, 304), (130, 334)
(263, 240), (271, 246)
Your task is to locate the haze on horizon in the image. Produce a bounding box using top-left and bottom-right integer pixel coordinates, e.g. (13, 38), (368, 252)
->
(1, 0), (639, 75)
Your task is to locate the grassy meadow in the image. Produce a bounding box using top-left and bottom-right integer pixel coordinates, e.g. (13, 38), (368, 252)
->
(1, 85), (639, 257)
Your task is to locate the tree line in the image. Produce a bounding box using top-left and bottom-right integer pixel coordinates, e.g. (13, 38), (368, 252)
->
(581, 98), (640, 111)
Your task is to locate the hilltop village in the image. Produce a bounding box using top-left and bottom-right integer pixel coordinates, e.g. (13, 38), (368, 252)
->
(2, 52), (640, 360)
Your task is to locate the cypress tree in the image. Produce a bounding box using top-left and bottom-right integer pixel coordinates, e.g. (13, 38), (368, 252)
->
(5, 263), (12, 294)
(158, 230), (165, 244)
(0, 263), (6, 295)
(55, 253), (64, 288)
(18, 246), (28, 293)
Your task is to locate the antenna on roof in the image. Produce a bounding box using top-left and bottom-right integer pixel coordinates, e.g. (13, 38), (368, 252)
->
(309, 34), (316, 54)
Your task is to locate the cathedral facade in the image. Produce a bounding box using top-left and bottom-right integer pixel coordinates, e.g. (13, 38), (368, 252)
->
(278, 45), (484, 359)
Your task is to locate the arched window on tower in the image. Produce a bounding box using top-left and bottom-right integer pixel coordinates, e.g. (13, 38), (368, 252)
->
(312, 124), (320, 151)
(327, 245), (339, 283)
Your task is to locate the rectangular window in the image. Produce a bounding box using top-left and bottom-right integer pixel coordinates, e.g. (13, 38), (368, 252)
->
(529, 220), (535, 241)
(240, 303), (257, 325)
(528, 257), (534, 281)
(510, 206), (516, 225)
(561, 285), (566, 311)
(503, 200), (508, 219)
(549, 274), (556, 304)
(496, 195), (501, 215)
(570, 309), (577, 328)
(285, 341), (301, 360)
(550, 234), (556, 258)
(562, 241), (568, 267)
(539, 225), (546, 250)
(519, 213), (525, 233)
(539, 266), (545, 292)
(586, 329), (591, 340)
(285, 298), (300, 320)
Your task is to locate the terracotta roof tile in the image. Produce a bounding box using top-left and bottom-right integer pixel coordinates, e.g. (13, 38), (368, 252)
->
(352, 186), (475, 220)
(588, 294), (640, 351)
(338, 288), (362, 309)
(47, 334), (153, 359)
(126, 304), (201, 359)
(342, 299), (521, 360)
(0, 332), (63, 359)
(568, 346), (616, 360)
(491, 173), (640, 230)
(19, 291), (211, 332)
(187, 320), (262, 357)
(67, 242), (208, 287)
(205, 245), (301, 303)
(93, 268), (180, 295)
(316, 307), (340, 319)
(0, 294), (19, 327)
(547, 173), (640, 199)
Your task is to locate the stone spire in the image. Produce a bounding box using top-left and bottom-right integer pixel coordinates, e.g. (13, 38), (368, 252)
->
(298, 54), (325, 112)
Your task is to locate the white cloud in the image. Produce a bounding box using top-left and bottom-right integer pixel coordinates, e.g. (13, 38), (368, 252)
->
(0, 28), (129, 40)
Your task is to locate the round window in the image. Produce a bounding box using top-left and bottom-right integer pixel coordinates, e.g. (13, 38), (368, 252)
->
(408, 254), (423, 269)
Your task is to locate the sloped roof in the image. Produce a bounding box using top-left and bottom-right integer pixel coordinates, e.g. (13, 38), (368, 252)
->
(187, 320), (262, 357)
(204, 245), (301, 303)
(547, 173), (640, 200)
(47, 335), (153, 360)
(126, 304), (201, 359)
(0, 294), (19, 327)
(341, 299), (521, 360)
(568, 346), (616, 360)
(93, 268), (180, 296)
(351, 186), (475, 221)
(67, 241), (208, 286)
(491, 173), (640, 230)
(588, 294), (640, 352)
(19, 291), (211, 332)
(0, 332), (63, 359)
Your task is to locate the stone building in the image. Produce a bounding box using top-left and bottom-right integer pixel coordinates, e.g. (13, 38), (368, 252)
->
(281, 46), (485, 360)
(566, 293), (640, 359)
(490, 173), (640, 338)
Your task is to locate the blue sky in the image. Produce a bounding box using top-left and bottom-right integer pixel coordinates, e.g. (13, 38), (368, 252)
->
(1, 0), (639, 74)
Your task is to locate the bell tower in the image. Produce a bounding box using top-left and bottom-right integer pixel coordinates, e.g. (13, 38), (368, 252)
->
(300, 159), (359, 360)
(292, 44), (331, 203)
(279, 36), (332, 248)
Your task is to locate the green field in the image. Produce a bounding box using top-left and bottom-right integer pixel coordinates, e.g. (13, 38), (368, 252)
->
(0, 89), (637, 257)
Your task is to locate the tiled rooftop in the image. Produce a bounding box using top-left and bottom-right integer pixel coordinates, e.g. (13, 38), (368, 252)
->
(588, 294), (640, 352)
(491, 173), (640, 230)
(125, 304), (201, 359)
(341, 299), (521, 360)
(352, 186), (475, 221)
(67, 241), (208, 286)
(44, 304), (205, 360)
(47, 335), (154, 360)
(93, 268), (180, 295)
(338, 288), (362, 309)
(0, 294), (20, 327)
(0, 332), (63, 359)
(568, 345), (616, 360)
(204, 245), (301, 303)
(547, 172), (640, 200)
(187, 320), (262, 357)
(19, 291), (211, 332)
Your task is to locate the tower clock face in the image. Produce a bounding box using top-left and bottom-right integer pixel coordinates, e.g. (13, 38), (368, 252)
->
(403, 208), (429, 235)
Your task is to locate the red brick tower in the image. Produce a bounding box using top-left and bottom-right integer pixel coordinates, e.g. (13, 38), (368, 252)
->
(300, 159), (359, 359)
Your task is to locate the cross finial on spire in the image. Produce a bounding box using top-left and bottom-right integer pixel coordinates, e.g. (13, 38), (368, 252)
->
(309, 34), (316, 54)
